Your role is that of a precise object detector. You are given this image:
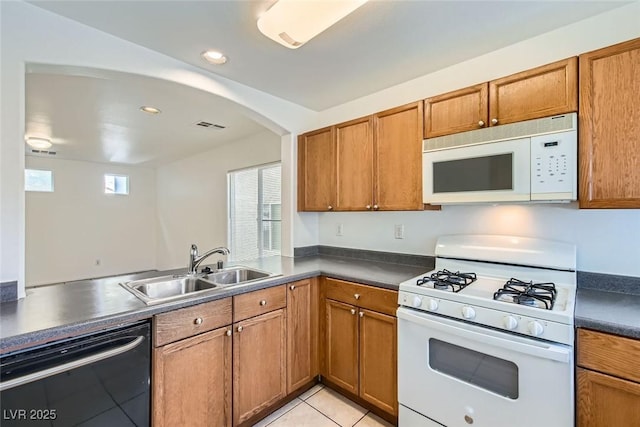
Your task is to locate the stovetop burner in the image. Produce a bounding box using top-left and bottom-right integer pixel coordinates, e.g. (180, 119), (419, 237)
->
(493, 278), (557, 310)
(416, 269), (477, 293)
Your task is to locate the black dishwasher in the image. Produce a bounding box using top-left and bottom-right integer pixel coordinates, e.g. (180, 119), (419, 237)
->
(1, 321), (150, 426)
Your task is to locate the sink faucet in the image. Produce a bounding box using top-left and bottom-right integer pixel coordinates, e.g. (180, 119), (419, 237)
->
(188, 244), (230, 275)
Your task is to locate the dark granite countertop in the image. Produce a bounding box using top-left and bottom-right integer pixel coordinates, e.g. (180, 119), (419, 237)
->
(4, 253), (638, 354)
(575, 271), (640, 340)
(0, 254), (432, 354)
(575, 289), (640, 339)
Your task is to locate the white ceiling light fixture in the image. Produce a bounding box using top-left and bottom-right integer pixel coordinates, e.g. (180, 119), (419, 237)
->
(257, 0), (368, 49)
(201, 50), (228, 65)
(26, 137), (53, 149)
(140, 106), (161, 114)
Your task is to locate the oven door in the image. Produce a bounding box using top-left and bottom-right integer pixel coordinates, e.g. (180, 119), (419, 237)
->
(397, 307), (573, 427)
(422, 137), (531, 204)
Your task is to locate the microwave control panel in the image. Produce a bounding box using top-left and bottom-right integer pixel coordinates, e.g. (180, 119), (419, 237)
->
(530, 131), (577, 200)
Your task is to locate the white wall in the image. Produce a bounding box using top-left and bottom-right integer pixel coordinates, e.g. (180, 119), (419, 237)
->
(310, 2), (640, 129)
(156, 131), (281, 270)
(319, 205), (640, 276)
(25, 157), (156, 285)
(1, 1), (313, 297)
(312, 2), (640, 277)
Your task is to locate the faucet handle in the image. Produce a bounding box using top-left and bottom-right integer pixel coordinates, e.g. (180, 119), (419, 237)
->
(190, 244), (198, 255)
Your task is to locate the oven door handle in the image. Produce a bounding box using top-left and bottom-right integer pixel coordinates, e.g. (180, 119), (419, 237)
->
(397, 308), (571, 363)
(0, 336), (144, 392)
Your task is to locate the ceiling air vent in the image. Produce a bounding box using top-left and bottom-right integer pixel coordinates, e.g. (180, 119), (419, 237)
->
(31, 149), (57, 155)
(194, 121), (226, 130)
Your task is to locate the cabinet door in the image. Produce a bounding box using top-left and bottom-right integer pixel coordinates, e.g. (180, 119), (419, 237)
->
(424, 83), (489, 138)
(324, 299), (359, 394)
(286, 279), (319, 393)
(577, 368), (640, 427)
(359, 309), (397, 416)
(579, 38), (640, 208)
(373, 102), (424, 211)
(489, 57), (577, 126)
(233, 309), (286, 426)
(336, 116), (374, 211)
(298, 127), (336, 211)
(153, 326), (232, 427)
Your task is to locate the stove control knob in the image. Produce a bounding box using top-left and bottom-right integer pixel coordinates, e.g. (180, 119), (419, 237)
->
(427, 299), (439, 311)
(528, 321), (544, 336)
(461, 306), (476, 319)
(412, 296), (423, 308)
(503, 316), (518, 330)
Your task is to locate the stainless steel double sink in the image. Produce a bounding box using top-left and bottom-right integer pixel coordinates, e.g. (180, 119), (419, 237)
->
(121, 266), (277, 305)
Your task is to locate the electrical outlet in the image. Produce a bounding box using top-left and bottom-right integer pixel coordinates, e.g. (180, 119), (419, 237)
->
(394, 224), (404, 239)
(336, 224), (344, 236)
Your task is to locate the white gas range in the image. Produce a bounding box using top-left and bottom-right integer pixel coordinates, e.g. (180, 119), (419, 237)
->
(397, 235), (576, 427)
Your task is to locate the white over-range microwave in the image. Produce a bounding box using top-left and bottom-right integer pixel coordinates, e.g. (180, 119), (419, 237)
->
(423, 113), (577, 204)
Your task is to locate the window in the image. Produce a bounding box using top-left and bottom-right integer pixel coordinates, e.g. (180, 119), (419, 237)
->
(104, 174), (129, 195)
(228, 163), (281, 261)
(25, 169), (53, 192)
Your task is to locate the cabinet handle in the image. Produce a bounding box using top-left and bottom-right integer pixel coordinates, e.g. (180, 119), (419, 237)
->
(350, 309), (356, 315)
(193, 317), (203, 325)
(237, 326), (243, 332)
(226, 330), (232, 336)
(359, 312), (364, 317)
(259, 300), (267, 306)
(491, 118), (499, 125)
(354, 293), (360, 300)
(327, 205), (333, 211)
(366, 205), (371, 210)
(289, 285), (295, 290)
(373, 204), (379, 210)
(478, 120), (485, 127)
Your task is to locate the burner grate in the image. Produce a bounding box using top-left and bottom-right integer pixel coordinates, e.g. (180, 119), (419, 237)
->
(416, 269), (477, 293)
(493, 278), (557, 310)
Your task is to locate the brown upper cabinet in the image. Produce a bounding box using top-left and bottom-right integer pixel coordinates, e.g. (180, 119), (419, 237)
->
(298, 102), (424, 212)
(424, 57), (578, 138)
(578, 38), (640, 209)
(297, 126), (335, 211)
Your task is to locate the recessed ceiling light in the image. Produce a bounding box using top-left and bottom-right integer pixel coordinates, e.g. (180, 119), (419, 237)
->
(201, 50), (228, 65)
(140, 106), (161, 114)
(26, 137), (52, 149)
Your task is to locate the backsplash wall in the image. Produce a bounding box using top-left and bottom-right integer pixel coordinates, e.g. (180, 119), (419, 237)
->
(318, 204), (640, 277)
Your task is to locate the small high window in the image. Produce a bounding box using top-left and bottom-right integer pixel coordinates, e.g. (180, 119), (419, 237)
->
(104, 174), (129, 195)
(25, 169), (53, 192)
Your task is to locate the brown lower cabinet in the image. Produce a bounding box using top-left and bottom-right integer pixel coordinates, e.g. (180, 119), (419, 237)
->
(322, 278), (399, 418)
(152, 278), (394, 426)
(152, 299), (233, 427)
(286, 278), (319, 393)
(233, 308), (287, 425)
(577, 328), (640, 426)
(152, 283), (317, 427)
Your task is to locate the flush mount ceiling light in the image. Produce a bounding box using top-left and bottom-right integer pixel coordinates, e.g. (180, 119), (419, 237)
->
(140, 106), (161, 114)
(257, 0), (368, 49)
(25, 137), (52, 149)
(201, 50), (228, 65)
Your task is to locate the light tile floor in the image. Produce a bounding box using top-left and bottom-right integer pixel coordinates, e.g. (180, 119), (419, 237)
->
(252, 384), (394, 427)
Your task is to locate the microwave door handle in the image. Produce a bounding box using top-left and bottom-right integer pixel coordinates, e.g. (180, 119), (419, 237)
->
(397, 308), (571, 363)
(0, 336), (144, 392)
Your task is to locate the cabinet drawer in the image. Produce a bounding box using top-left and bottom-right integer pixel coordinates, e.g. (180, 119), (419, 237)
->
(324, 278), (398, 316)
(577, 328), (640, 383)
(233, 285), (286, 322)
(154, 298), (232, 347)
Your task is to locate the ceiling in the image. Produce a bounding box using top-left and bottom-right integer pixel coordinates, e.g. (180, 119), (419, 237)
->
(26, 68), (269, 166)
(23, 1), (628, 167)
(28, 0), (627, 111)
